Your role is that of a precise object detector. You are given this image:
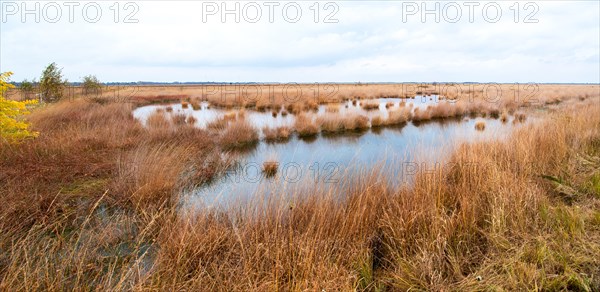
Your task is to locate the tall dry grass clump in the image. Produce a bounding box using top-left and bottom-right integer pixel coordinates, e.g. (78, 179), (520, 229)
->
(429, 101), (466, 119)
(294, 114), (319, 137)
(361, 100), (380, 110)
(147, 111), (170, 128)
(343, 114), (370, 131)
(384, 107), (412, 126)
(287, 102), (304, 115)
(171, 113), (188, 126)
(370, 115), (384, 127)
(206, 116), (228, 131)
(317, 114), (369, 133)
(262, 160), (279, 177)
(513, 112), (527, 124)
(317, 115), (343, 133)
(326, 103), (340, 113)
(115, 142), (197, 208)
(305, 100), (319, 111)
(500, 111), (509, 123)
(262, 126), (291, 142)
(474, 120), (486, 131)
(220, 118), (259, 149)
(412, 106), (433, 122)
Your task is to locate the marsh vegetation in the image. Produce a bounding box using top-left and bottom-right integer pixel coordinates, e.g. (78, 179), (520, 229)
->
(1, 83), (599, 290)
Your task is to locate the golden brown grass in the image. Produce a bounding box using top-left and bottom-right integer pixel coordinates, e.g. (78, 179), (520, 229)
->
(326, 103), (340, 113)
(263, 126), (291, 142)
(287, 102), (304, 115)
(223, 111), (237, 121)
(0, 97), (220, 221)
(294, 114), (319, 137)
(500, 112), (509, 123)
(428, 101), (466, 119)
(317, 115), (343, 133)
(306, 100), (319, 111)
(171, 113), (187, 126)
(206, 116), (227, 131)
(118, 84), (600, 118)
(238, 108), (246, 119)
(147, 111), (170, 128)
(186, 115), (197, 125)
(220, 118), (259, 149)
(361, 100), (380, 110)
(343, 114), (370, 131)
(317, 114), (369, 133)
(475, 120), (486, 131)
(262, 160), (279, 177)
(514, 112), (527, 124)
(1, 94), (599, 290)
(371, 115), (384, 127)
(384, 107), (412, 126)
(412, 107), (433, 122)
(190, 100), (201, 110)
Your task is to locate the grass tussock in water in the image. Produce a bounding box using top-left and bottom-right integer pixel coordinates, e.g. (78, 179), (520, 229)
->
(262, 126), (291, 142)
(261, 160), (279, 177)
(326, 103), (340, 113)
(475, 120), (486, 131)
(317, 114), (370, 133)
(220, 118), (259, 149)
(361, 100), (380, 110)
(370, 115), (385, 127)
(384, 107), (412, 126)
(294, 114), (319, 137)
(0, 96), (599, 290)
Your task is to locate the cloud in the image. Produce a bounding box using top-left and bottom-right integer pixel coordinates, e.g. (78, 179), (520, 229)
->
(1, 1), (598, 83)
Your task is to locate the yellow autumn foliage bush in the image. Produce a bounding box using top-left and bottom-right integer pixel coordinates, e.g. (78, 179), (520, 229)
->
(0, 72), (38, 143)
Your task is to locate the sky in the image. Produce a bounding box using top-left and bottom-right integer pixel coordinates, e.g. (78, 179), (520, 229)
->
(1, 1), (599, 83)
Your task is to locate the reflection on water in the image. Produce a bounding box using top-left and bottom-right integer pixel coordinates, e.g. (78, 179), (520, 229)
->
(187, 118), (519, 210)
(132, 97), (526, 210)
(133, 96), (441, 130)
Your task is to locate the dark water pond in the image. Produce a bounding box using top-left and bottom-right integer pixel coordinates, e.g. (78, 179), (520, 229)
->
(133, 97), (526, 209)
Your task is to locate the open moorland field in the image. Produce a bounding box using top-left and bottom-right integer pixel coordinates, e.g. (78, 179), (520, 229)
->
(95, 83), (599, 109)
(1, 82), (600, 290)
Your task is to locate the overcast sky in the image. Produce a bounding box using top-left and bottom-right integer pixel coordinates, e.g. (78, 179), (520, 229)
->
(1, 1), (599, 83)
